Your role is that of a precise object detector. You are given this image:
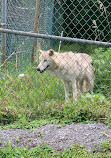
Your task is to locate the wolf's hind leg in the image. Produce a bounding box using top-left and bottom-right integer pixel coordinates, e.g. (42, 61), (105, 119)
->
(63, 80), (70, 101)
(72, 80), (77, 102)
(86, 76), (94, 95)
(89, 78), (94, 95)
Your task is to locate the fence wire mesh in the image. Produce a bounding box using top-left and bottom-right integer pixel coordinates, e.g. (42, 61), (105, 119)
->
(0, 0), (111, 151)
(0, 0), (2, 52)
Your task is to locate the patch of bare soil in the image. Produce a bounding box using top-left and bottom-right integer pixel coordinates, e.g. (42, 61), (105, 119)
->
(0, 123), (111, 151)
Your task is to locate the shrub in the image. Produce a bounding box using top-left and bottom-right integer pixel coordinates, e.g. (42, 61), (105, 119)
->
(91, 47), (111, 98)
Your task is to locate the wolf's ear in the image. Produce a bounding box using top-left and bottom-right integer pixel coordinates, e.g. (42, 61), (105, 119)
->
(39, 49), (44, 54)
(49, 49), (54, 56)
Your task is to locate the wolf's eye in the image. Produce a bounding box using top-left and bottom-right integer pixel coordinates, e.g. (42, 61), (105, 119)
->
(44, 60), (47, 62)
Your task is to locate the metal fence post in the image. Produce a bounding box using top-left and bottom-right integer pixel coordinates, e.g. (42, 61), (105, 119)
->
(58, 31), (63, 52)
(31, 0), (40, 65)
(1, 0), (7, 70)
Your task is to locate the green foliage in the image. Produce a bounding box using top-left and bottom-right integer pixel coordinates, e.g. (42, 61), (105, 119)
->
(60, 0), (111, 42)
(0, 141), (28, 158)
(0, 47), (111, 127)
(92, 140), (111, 157)
(91, 47), (111, 97)
(0, 142), (111, 158)
(0, 47), (111, 158)
(0, 92), (111, 128)
(60, 43), (95, 54)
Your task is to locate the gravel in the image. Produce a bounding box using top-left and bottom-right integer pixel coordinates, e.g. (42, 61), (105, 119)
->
(0, 123), (111, 151)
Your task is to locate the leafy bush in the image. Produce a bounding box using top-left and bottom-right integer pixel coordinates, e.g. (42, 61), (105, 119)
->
(91, 47), (111, 97)
(0, 47), (111, 126)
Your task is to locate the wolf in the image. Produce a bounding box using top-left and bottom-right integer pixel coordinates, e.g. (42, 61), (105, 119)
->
(37, 49), (94, 102)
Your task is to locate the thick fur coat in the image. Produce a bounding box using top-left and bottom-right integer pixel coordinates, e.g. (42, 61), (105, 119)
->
(37, 49), (94, 101)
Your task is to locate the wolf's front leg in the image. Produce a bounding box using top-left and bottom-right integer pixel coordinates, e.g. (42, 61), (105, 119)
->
(72, 80), (77, 102)
(63, 80), (70, 101)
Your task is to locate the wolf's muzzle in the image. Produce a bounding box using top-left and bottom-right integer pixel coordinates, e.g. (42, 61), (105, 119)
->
(37, 68), (43, 73)
(37, 65), (49, 73)
(37, 68), (40, 71)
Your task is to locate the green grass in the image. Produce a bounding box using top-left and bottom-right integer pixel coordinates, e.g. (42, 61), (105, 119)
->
(0, 48), (111, 127)
(0, 68), (111, 127)
(0, 47), (111, 157)
(0, 141), (111, 158)
(59, 42), (97, 54)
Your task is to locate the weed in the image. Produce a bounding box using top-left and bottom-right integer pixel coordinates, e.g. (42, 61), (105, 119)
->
(0, 47), (111, 157)
(0, 142), (111, 158)
(15, 137), (22, 143)
(38, 132), (44, 138)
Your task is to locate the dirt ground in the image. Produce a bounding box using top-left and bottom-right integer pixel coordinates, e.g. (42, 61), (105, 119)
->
(0, 123), (111, 151)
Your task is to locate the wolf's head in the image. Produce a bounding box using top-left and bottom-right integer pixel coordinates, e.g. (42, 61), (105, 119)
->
(37, 49), (55, 73)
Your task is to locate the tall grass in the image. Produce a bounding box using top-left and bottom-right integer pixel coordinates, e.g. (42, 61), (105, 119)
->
(0, 47), (111, 127)
(0, 46), (111, 157)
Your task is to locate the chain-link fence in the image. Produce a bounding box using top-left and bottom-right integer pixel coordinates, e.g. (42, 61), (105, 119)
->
(0, 0), (2, 53)
(2, 0), (111, 54)
(0, 0), (111, 127)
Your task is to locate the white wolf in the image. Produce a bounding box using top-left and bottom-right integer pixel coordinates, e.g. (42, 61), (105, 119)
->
(37, 49), (94, 101)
